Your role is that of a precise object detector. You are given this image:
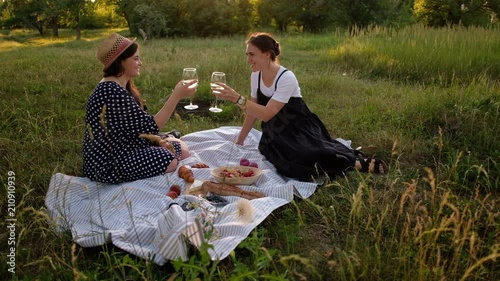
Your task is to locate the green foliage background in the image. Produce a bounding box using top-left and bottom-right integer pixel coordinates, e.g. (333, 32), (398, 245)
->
(1, 0), (499, 38)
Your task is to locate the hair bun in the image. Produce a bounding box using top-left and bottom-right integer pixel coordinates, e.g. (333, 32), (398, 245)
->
(274, 42), (280, 56)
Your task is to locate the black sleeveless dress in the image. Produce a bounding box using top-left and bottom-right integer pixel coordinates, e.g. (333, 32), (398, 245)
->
(257, 70), (356, 181)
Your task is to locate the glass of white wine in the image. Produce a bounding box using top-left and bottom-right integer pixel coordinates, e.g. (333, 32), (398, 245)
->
(182, 68), (199, 110)
(209, 71), (225, 113)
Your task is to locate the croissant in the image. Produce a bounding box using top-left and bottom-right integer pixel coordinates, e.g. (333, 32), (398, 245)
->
(190, 162), (210, 169)
(178, 165), (194, 183)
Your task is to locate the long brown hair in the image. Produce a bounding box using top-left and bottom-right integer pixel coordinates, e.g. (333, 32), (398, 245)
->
(103, 43), (145, 109)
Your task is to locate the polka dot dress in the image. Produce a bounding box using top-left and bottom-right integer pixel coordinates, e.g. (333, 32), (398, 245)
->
(83, 81), (181, 184)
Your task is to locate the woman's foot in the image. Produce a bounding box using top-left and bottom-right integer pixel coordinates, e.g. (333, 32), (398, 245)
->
(355, 158), (388, 174)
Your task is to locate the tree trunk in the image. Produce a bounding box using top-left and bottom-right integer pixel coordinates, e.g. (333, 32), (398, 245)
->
(76, 12), (81, 40)
(277, 20), (287, 32)
(51, 17), (59, 37)
(36, 23), (43, 36)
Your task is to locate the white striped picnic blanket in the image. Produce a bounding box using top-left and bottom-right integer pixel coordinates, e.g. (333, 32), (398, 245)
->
(45, 127), (340, 265)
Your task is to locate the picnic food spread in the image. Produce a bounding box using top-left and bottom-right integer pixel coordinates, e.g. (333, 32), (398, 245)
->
(177, 161), (266, 200)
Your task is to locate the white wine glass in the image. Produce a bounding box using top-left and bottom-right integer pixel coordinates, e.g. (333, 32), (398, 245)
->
(209, 71), (225, 113)
(182, 68), (199, 110)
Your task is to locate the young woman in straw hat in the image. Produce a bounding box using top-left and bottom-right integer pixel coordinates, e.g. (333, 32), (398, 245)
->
(83, 33), (197, 184)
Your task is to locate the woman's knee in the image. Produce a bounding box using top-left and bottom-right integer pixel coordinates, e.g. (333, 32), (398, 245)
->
(166, 137), (190, 159)
(165, 158), (178, 173)
(175, 139), (190, 159)
(180, 144), (190, 159)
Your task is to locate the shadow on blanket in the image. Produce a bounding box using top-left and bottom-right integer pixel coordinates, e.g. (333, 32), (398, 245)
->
(45, 127), (319, 265)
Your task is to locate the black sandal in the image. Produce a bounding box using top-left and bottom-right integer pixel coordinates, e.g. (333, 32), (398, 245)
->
(358, 158), (388, 174)
(353, 146), (366, 158)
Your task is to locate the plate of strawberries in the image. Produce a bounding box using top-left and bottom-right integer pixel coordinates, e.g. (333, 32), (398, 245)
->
(211, 164), (263, 185)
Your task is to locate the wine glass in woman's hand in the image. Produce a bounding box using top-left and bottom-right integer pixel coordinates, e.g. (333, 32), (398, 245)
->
(209, 71), (225, 113)
(182, 68), (199, 110)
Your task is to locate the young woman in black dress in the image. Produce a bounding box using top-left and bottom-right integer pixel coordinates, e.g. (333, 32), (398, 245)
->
(215, 32), (387, 181)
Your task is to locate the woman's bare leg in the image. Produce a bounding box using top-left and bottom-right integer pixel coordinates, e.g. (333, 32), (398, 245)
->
(354, 158), (387, 174)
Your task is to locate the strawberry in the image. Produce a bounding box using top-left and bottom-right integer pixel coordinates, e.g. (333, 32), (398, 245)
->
(243, 170), (254, 177)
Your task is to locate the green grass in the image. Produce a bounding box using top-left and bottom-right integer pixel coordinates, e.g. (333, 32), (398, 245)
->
(0, 26), (499, 280)
(327, 25), (500, 85)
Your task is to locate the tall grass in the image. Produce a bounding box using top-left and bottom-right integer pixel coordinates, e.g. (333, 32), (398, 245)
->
(328, 25), (500, 85)
(0, 25), (498, 280)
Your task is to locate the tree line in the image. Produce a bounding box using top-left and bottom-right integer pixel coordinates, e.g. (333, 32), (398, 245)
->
(1, 0), (498, 38)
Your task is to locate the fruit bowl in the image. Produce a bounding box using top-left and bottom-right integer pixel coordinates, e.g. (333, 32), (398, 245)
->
(211, 166), (263, 185)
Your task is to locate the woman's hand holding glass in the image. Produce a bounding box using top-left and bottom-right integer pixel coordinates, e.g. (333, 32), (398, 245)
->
(172, 78), (197, 100)
(210, 82), (240, 103)
(182, 68), (199, 110)
(209, 71), (225, 113)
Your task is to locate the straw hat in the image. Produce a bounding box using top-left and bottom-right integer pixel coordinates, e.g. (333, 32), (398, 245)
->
(97, 33), (137, 70)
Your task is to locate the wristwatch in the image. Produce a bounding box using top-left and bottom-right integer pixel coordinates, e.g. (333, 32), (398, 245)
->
(236, 95), (246, 108)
